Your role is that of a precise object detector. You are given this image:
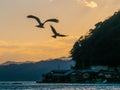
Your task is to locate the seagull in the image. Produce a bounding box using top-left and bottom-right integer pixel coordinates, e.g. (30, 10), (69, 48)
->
(27, 15), (59, 28)
(50, 25), (68, 38)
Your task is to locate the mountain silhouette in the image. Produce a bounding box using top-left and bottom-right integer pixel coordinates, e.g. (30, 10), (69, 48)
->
(0, 58), (74, 81)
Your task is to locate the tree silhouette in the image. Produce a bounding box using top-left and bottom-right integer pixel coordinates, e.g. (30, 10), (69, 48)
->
(70, 10), (120, 69)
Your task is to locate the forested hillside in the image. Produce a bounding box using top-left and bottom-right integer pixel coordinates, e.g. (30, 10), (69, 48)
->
(71, 11), (120, 69)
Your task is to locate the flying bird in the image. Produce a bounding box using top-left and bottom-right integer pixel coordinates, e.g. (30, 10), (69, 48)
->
(27, 15), (59, 28)
(50, 25), (68, 38)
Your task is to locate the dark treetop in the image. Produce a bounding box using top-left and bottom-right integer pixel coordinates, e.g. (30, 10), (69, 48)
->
(70, 11), (120, 69)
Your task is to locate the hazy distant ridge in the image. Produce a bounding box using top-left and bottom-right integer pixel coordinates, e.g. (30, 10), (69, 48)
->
(0, 58), (74, 81)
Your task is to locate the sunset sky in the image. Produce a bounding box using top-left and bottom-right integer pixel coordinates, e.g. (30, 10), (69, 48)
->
(0, 0), (120, 63)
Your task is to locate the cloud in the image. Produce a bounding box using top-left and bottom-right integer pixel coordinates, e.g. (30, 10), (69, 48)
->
(0, 36), (79, 63)
(76, 0), (98, 8)
(49, 0), (98, 8)
(84, 0), (98, 8)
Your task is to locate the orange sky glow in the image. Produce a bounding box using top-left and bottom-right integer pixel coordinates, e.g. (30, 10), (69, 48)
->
(0, 0), (120, 63)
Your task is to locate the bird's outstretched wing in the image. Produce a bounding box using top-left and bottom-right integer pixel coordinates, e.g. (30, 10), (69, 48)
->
(27, 15), (41, 24)
(50, 25), (58, 34)
(59, 34), (68, 37)
(44, 19), (59, 24)
(50, 25), (68, 37)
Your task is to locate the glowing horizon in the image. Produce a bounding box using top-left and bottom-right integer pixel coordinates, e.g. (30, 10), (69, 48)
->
(0, 0), (120, 63)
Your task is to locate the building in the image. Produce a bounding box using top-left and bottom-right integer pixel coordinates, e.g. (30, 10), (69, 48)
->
(37, 66), (120, 83)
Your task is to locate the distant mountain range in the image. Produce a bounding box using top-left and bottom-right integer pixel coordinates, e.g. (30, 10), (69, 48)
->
(0, 58), (74, 81)
(1, 61), (33, 65)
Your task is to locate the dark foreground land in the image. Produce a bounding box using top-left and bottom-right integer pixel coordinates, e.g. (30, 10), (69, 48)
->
(39, 67), (120, 83)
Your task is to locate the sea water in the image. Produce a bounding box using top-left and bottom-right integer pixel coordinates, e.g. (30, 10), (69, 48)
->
(0, 81), (120, 90)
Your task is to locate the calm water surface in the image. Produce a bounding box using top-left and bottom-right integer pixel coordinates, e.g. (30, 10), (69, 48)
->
(0, 81), (120, 90)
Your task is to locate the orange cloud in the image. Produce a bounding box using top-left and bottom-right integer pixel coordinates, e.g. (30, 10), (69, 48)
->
(0, 36), (79, 64)
(76, 0), (98, 8)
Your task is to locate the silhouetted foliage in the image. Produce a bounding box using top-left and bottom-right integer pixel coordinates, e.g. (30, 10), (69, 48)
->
(71, 10), (120, 69)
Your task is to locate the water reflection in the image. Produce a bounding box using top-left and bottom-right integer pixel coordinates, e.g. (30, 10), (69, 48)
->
(0, 82), (120, 90)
